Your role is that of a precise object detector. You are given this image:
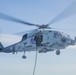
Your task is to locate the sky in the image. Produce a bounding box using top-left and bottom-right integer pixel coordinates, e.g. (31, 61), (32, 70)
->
(0, 0), (76, 75)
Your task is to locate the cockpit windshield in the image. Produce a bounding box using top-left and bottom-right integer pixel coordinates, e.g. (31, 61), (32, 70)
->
(54, 31), (70, 38)
(60, 32), (70, 37)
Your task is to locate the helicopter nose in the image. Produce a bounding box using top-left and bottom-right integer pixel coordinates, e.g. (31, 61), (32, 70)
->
(61, 37), (74, 45)
(64, 39), (75, 45)
(68, 40), (76, 45)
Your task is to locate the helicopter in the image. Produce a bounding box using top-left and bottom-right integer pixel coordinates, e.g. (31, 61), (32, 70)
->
(0, 2), (76, 59)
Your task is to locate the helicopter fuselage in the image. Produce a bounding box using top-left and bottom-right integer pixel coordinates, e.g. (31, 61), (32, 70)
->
(1, 30), (76, 55)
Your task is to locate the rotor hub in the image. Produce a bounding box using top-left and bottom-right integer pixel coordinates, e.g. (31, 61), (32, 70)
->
(38, 24), (50, 29)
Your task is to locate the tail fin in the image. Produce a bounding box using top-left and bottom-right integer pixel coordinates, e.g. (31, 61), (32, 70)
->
(0, 42), (4, 52)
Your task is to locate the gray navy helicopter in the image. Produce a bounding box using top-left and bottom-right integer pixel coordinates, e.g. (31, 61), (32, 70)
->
(0, 2), (76, 59)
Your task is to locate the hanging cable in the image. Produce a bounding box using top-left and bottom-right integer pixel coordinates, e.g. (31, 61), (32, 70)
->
(32, 46), (38, 75)
(32, 32), (42, 75)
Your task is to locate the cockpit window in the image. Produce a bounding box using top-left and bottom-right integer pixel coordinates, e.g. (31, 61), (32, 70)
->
(60, 32), (70, 37)
(22, 34), (27, 41)
(54, 32), (59, 38)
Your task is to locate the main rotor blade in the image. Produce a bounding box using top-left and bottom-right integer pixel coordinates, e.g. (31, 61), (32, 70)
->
(14, 29), (38, 35)
(48, 1), (76, 25)
(0, 13), (39, 27)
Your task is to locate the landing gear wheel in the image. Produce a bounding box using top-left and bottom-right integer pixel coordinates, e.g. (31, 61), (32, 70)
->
(56, 50), (60, 55)
(22, 55), (26, 59)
